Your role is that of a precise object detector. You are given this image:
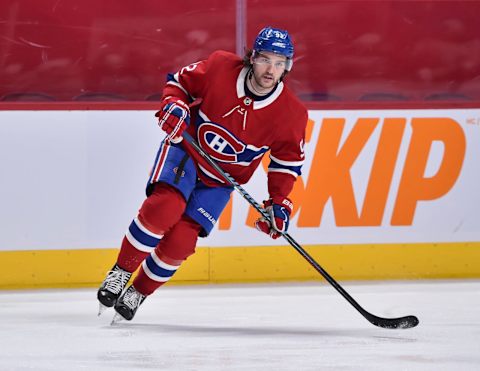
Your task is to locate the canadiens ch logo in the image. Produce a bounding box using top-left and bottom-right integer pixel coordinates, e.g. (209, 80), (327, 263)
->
(197, 122), (246, 163)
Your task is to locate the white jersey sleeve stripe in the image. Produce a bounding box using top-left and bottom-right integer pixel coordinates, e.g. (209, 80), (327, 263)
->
(268, 168), (299, 178)
(269, 154), (305, 167)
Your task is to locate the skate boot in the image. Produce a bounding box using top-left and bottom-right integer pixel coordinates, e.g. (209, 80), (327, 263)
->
(97, 264), (132, 315)
(112, 285), (146, 323)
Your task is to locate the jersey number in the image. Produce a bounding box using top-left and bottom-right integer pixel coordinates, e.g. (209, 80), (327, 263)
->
(180, 62), (200, 75)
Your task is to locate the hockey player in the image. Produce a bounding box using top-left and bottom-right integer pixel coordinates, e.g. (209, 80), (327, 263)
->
(97, 26), (308, 322)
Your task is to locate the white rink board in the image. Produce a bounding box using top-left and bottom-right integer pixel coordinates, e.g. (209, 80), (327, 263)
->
(0, 109), (479, 251)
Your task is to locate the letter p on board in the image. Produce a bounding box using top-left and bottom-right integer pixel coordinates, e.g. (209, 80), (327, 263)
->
(392, 118), (466, 225)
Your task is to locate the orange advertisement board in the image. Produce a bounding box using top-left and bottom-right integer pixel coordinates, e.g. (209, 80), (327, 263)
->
(207, 109), (479, 246)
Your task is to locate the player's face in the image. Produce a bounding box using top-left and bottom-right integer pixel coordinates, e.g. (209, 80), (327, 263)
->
(250, 51), (287, 92)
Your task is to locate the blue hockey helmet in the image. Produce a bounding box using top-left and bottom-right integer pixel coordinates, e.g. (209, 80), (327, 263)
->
(253, 26), (294, 70)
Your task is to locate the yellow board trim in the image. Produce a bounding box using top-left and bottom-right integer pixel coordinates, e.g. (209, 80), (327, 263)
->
(1, 242), (479, 289)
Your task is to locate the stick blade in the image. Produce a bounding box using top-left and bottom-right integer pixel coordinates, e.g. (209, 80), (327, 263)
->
(368, 314), (419, 329)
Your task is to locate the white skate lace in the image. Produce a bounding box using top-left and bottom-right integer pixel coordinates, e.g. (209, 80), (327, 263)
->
(103, 268), (131, 294)
(122, 287), (145, 310)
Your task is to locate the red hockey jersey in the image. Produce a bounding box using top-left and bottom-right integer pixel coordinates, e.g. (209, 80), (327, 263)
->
(162, 50), (308, 200)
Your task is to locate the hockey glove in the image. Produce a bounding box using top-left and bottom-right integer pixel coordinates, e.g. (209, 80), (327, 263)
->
(254, 197), (293, 239)
(155, 97), (190, 143)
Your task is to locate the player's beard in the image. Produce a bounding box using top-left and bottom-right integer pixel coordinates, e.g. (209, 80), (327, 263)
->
(251, 71), (278, 92)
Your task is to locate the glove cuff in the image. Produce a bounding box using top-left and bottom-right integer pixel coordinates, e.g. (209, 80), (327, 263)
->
(155, 96), (190, 117)
(268, 196), (293, 215)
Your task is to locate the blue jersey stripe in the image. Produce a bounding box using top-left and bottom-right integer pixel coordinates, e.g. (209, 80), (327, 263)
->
(268, 160), (302, 176)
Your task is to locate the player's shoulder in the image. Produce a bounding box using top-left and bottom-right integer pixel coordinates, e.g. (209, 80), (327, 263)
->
(280, 85), (308, 119)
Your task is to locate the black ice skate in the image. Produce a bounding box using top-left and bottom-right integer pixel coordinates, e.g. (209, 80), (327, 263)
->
(111, 285), (146, 324)
(97, 264), (132, 316)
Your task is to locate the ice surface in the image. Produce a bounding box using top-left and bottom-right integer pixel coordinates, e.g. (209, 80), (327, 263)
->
(0, 280), (479, 370)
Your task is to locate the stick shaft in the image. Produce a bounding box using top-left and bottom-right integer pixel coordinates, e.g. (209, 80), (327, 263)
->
(182, 132), (418, 329)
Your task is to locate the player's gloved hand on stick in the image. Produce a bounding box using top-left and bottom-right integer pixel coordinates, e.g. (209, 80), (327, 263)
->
(155, 97), (190, 143)
(254, 197), (293, 239)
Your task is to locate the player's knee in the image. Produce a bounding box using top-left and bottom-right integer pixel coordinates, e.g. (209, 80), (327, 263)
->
(138, 183), (186, 235)
(158, 215), (202, 261)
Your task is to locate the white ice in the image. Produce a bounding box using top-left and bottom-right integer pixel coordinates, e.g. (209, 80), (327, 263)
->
(0, 280), (479, 371)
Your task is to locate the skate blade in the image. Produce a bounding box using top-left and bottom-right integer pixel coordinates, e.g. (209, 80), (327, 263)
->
(98, 303), (109, 317)
(110, 313), (124, 325)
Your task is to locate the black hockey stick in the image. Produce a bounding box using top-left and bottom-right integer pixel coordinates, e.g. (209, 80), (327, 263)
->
(182, 132), (419, 329)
